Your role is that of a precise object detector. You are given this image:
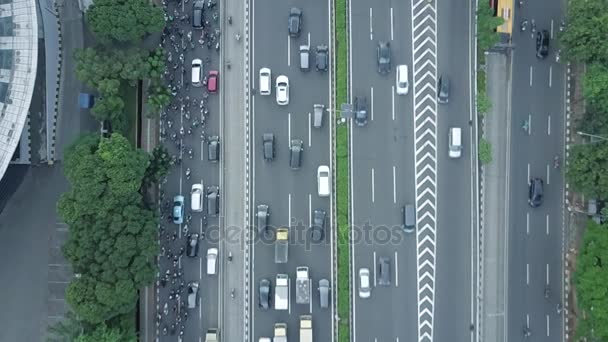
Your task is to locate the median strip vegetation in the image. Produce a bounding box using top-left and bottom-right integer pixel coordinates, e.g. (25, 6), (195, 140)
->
(334, 0), (349, 340)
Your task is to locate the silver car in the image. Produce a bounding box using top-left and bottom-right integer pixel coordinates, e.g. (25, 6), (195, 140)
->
(187, 282), (199, 309)
(318, 279), (330, 308)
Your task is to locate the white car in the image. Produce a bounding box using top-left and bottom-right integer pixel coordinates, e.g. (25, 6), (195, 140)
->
(448, 127), (462, 158)
(276, 75), (289, 105)
(358, 268), (371, 298)
(396, 64), (409, 95)
(191, 183), (203, 212)
(317, 165), (330, 197)
(259, 68), (271, 95)
(207, 248), (218, 275)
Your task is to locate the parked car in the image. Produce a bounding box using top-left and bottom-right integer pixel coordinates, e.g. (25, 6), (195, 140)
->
(186, 233), (199, 257)
(263, 133), (275, 161)
(377, 41), (391, 74)
(358, 268), (371, 298)
(311, 209), (326, 242)
(173, 195), (185, 224)
(207, 135), (219, 162)
(276, 75), (289, 105)
(187, 282), (199, 309)
(289, 139), (303, 170)
(288, 7), (302, 37)
(259, 278), (271, 310)
(207, 248), (218, 275)
(318, 279), (329, 309)
(315, 45), (328, 72)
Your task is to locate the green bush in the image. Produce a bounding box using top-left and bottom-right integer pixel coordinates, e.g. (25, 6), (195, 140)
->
(478, 138), (492, 165)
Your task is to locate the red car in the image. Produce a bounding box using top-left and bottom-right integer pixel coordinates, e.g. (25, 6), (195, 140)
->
(207, 70), (219, 93)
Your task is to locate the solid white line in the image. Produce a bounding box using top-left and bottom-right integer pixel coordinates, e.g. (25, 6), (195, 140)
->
(394, 250), (399, 287)
(527, 164), (530, 184)
(288, 113), (292, 146)
(526, 212), (530, 235)
(392, 86), (395, 120)
(308, 112), (312, 147)
(309, 194), (312, 227)
(373, 251), (377, 287)
(369, 8), (373, 40)
(390, 8), (394, 41)
(546, 314), (550, 336)
(393, 166), (397, 203)
(201, 140), (204, 160)
(546, 263), (550, 284)
(529, 66), (533, 86)
(288, 193), (292, 228)
(307, 32), (311, 48)
(526, 314), (530, 327)
(546, 214), (550, 236)
(287, 35), (291, 66)
(549, 66), (553, 88)
(288, 277), (291, 314)
(547, 115), (551, 135)
(546, 164), (550, 185)
(309, 278), (313, 314)
(371, 168), (375, 203)
(199, 257), (202, 279)
(370, 87), (374, 121)
(528, 113), (532, 134)
(526, 263), (530, 284)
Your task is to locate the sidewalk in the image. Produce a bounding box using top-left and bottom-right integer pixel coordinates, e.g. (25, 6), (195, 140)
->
(481, 51), (510, 342)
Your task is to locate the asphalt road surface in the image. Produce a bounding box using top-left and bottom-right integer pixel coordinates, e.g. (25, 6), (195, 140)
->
(350, 0), (476, 341)
(249, 0), (334, 340)
(507, 1), (566, 340)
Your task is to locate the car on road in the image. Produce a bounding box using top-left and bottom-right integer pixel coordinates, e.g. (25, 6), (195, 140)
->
(396, 64), (409, 95)
(207, 186), (219, 217)
(377, 41), (391, 74)
(191, 58), (203, 86)
(263, 133), (275, 161)
(187, 281), (199, 309)
(318, 279), (329, 309)
(313, 104), (324, 128)
(192, 1), (204, 29)
(529, 177), (544, 207)
(448, 127), (462, 158)
(315, 45), (328, 72)
(288, 7), (302, 37)
(289, 139), (303, 170)
(311, 209), (326, 242)
(259, 68), (271, 95)
(536, 30), (550, 59)
(207, 248), (218, 275)
(354, 96), (368, 126)
(401, 204), (415, 233)
(257, 204), (269, 235)
(173, 195), (185, 224)
(208, 135), (219, 162)
(438, 74), (450, 103)
(207, 70), (219, 93)
(358, 268), (371, 298)
(191, 184), (203, 212)
(187, 233), (199, 257)
(276, 75), (289, 105)
(378, 257), (391, 286)
(299, 45), (310, 71)
(259, 278), (271, 310)
(317, 165), (330, 197)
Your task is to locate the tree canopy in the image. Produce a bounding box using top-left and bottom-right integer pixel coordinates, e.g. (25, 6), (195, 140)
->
(75, 323), (136, 342)
(87, 0), (164, 43)
(583, 63), (608, 115)
(566, 142), (608, 199)
(476, 3), (504, 55)
(560, 0), (608, 64)
(58, 133), (157, 323)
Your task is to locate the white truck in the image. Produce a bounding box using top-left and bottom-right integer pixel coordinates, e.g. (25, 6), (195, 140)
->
(275, 274), (289, 310)
(205, 328), (218, 342)
(299, 315), (313, 342)
(274, 322), (287, 342)
(296, 266), (310, 304)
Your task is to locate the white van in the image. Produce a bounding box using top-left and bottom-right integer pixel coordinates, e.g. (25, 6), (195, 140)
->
(191, 183), (203, 212)
(207, 248), (218, 275)
(192, 59), (203, 87)
(317, 165), (330, 197)
(448, 127), (462, 158)
(396, 65), (409, 95)
(259, 67), (271, 95)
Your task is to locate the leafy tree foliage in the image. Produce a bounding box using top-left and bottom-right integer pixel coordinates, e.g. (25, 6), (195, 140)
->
(87, 0), (164, 43)
(583, 63), (608, 115)
(560, 0), (608, 64)
(144, 145), (171, 186)
(47, 310), (88, 342)
(577, 107), (608, 137)
(477, 3), (504, 54)
(58, 133), (157, 324)
(75, 322), (136, 342)
(574, 220), (608, 340)
(566, 142), (608, 199)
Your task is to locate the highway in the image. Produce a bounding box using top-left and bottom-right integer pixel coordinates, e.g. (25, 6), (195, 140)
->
(507, 1), (566, 340)
(249, 0), (334, 341)
(350, 0), (476, 341)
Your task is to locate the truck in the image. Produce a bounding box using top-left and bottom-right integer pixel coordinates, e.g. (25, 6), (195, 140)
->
(205, 328), (219, 342)
(296, 266), (310, 304)
(275, 228), (289, 263)
(274, 322), (287, 342)
(275, 274), (289, 310)
(299, 315), (313, 342)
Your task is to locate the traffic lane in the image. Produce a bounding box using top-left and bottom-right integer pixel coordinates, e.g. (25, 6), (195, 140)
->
(349, 0), (393, 43)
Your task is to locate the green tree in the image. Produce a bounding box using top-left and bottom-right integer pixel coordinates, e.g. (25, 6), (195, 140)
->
(75, 322), (136, 342)
(577, 107), (608, 137)
(560, 0), (608, 64)
(477, 3), (504, 54)
(566, 142), (608, 199)
(144, 145), (171, 186)
(47, 310), (88, 342)
(574, 220), (608, 340)
(583, 63), (608, 114)
(86, 0), (164, 43)
(146, 84), (171, 116)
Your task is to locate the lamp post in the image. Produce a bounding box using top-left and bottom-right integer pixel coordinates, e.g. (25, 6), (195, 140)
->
(576, 131), (608, 143)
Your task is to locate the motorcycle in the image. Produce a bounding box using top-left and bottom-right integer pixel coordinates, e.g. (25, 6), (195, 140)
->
(186, 168), (191, 179)
(520, 19), (528, 32)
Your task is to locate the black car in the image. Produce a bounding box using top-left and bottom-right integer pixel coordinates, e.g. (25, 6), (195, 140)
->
(256, 204), (269, 235)
(536, 30), (549, 59)
(207, 135), (219, 162)
(311, 209), (326, 242)
(377, 41), (391, 74)
(528, 177), (544, 207)
(186, 233), (199, 257)
(438, 75), (450, 104)
(378, 257), (391, 286)
(263, 133), (275, 161)
(192, 1), (204, 29)
(288, 7), (302, 38)
(289, 139), (303, 170)
(354, 96), (368, 126)
(259, 278), (271, 310)
(315, 45), (329, 72)
(207, 186), (219, 217)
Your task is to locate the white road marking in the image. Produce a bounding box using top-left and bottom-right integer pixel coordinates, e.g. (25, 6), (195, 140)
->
(392, 166), (397, 204)
(526, 263), (530, 284)
(288, 193), (292, 228)
(547, 115), (551, 135)
(550, 19), (554, 39)
(529, 66), (533, 86)
(369, 8), (373, 40)
(370, 87), (374, 121)
(201, 140), (204, 160)
(287, 35), (291, 66)
(526, 212), (530, 235)
(308, 194), (312, 226)
(308, 112), (312, 147)
(373, 251), (377, 287)
(546, 214), (550, 236)
(390, 8), (394, 41)
(546, 263), (550, 284)
(526, 314), (530, 328)
(546, 315), (550, 336)
(371, 168), (375, 203)
(391, 86), (395, 120)
(546, 164), (550, 185)
(527, 164), (530, 185)
(288, 277), (291, 314)
(394, 251), (399, 287)
(528, 113), (532, 135)
(307, 32), (311, 47)
(288, 113), (292, 146)
(549, 66), (553, 88)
